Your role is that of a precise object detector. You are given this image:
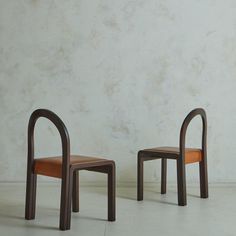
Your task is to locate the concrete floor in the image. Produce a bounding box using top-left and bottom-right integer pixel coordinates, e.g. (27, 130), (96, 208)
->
(0, 183), (235, 236)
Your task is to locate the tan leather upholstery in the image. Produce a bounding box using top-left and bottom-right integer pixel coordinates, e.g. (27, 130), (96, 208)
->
(142, 147), (203, 164)
(34, 155), (106, 178)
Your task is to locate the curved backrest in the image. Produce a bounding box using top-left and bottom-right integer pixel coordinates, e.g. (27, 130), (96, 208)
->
(27, 109), (70, 176)
(179, 108), (207, 161)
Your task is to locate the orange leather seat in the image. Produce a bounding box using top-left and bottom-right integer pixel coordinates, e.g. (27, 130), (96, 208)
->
(34, 155), (107, 178)
(141, 147), (202, 164)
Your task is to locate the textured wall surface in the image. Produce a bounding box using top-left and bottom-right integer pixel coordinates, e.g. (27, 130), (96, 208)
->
(0, 0), (236, 184)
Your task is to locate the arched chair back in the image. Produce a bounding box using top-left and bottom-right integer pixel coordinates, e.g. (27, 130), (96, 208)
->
(27, 109), (70, 176)
(179, 108), (207, 162)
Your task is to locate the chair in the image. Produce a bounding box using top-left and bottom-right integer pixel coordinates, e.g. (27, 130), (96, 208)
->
(25, 109), (116, 230)
(137, 108), (208, 206)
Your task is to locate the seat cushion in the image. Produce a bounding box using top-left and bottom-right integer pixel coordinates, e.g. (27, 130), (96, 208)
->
(141, 147), (203, 164)
(34, 155), (107, 178)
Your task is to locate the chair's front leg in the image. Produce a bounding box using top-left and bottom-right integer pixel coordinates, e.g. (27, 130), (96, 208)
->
(161, 158), (167, 194)
(59, 171), (72, 231)
(25, 173), (37, 220)
(176, 158), (187, 206)
(72, 171), (79, 212)
(137, 152), (144, 201)
(199, 159), (208, 198)
(108, 162), (116, 221)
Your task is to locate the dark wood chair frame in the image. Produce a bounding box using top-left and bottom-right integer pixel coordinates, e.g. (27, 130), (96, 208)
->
(137, 108), (208, 206)
(25, 109), (116, 230)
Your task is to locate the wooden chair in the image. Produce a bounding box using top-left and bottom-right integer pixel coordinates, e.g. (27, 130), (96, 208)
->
(137, 108), (208, 206)
(25, 109), (116, 230)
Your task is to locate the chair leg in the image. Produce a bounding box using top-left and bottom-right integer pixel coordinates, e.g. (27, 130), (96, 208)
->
(108, 162), (116, 221)
(72, 171), (79, 212)
(25, 173), (37, 220)
(137, 152), (144, 201)
(176, 159), (187, 206)
(199, 159), (208, 198)
(59, 172), (72, 231)
(161, 158), (167, 194)
(66, 172), (73, 229)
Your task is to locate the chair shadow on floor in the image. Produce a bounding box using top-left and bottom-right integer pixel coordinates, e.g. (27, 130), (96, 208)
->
(72, 214), (107, 222)
(0, 203), (59, 231)
(79, 186), (178, 206)
(116, 187), (201, 206)
(0, 202), (107, 231)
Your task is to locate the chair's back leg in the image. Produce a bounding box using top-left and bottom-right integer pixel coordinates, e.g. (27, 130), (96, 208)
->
(199, 160), (208, 198)
(108, 163), (116, 221)
(161, 158), (167, 194)
(176, 158), (187, 206)
(72, 171), (79, 212)
(137, 152), (144, 201)
(25, 173), (37, 220)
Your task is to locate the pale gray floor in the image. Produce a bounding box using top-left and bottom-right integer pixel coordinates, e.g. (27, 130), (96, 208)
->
(0, 183), (236, 236)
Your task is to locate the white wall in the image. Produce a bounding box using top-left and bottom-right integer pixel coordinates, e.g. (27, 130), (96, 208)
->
(0, 0), (236, 184)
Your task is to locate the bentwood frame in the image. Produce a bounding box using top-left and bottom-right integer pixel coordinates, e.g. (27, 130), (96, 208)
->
(25, 109), (116, 230)
(137, 108), (208, 206)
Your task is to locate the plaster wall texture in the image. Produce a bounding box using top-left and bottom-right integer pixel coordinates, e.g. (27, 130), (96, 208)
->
(0, 0), (236, 184)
